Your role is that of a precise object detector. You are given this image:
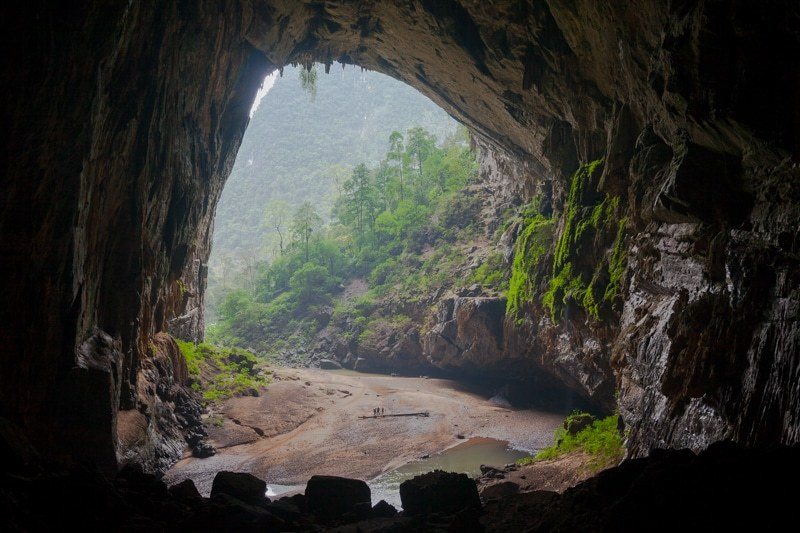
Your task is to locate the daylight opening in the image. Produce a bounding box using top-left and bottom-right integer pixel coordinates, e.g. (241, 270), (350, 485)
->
(166, 65), (599, 508)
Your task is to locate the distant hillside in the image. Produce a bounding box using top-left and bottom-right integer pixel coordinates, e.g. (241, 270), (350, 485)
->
(208, 65), (459, 319)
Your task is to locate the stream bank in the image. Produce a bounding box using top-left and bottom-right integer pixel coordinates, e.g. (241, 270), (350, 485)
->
(164, 367), (566, 497)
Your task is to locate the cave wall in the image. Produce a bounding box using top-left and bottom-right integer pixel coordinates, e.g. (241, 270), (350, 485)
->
(1, 1), (270, 469)
(1, 0), (798, 469)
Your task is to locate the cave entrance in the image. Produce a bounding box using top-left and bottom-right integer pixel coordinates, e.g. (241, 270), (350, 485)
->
(203, 62), (468, 358)
(164, 64), (573, 503)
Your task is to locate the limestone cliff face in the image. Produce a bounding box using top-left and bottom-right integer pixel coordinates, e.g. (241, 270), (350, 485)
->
(2, 0), (798, 470)
(117, 333), (210, 472)
(2, 1), (270, 471)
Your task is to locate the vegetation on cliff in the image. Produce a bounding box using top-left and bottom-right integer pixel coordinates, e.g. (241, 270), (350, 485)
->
(506, 159), (628, 322)
(506, 204), (554, 319)
(175, 340), (271, 403)
(208, 126), (481, 357)
(544, 159), (628, 321)
(517, 412), (625, 473)
(208, 65), (457, 321)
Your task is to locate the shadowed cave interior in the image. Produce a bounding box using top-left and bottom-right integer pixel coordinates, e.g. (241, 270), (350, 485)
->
(2, 1), (800, 530)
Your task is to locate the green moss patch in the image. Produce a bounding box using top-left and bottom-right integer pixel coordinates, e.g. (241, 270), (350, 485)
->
(545, 159), (627, 322)
(506, 214), (554, 318)
(175, 340), (271, 404)
(517, 412), (625, 473)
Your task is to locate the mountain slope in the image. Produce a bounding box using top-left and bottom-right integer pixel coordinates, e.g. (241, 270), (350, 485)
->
(208, 65), (458, 317)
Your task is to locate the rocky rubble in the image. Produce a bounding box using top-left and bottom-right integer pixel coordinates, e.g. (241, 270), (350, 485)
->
(116, 333), (213, 473)
(3, 416), (799, 531)
(476, 452), (597, 500)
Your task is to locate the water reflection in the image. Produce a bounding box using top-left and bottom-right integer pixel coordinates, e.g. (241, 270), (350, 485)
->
(368, 437), (530, 508)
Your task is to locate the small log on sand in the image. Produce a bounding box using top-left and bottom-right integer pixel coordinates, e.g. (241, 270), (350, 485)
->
(358, 411), (430, 419)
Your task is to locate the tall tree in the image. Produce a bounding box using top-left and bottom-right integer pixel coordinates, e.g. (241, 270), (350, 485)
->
(263, 199), (291, 254)
(387, 131), (405, 201)
(339, 163), (375, 239)
(405, 127), (437, 182)
(373, 161), (392, 212)
(291, 202), (322, 262)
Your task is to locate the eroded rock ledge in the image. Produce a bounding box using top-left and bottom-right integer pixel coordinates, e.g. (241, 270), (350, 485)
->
(2, 1), (798, 470)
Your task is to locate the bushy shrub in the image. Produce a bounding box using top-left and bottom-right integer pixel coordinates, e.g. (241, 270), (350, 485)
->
(175, 340), (271, 404)
(470, 251), (507, 290)
(516, 412), (625, 473)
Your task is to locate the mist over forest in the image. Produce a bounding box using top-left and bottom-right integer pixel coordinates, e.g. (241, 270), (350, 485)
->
(208, 65), (458, 320)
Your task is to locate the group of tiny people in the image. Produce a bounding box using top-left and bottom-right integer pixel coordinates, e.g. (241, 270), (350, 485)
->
(372, 407), (386, 416)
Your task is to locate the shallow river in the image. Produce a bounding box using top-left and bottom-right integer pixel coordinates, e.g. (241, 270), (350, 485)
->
(266, 436), (530, 509)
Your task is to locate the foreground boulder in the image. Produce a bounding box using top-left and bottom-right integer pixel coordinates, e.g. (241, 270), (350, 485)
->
(3, 435), (800, 531)
(371, 499), (398, 518)
(210, 471), (268, 506)
(400, 470), (482, 516)
(186, 493), (284, 530)
(305, 475), (371, 520)
(318, 358), (342, 369)
(481, 480), (520, 500)
(169, 479), (202, 501)
(481, 442), (800, 531)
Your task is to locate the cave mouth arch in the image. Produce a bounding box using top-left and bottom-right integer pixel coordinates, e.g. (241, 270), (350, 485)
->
(203, 61), (464, 330)
(3, 1), (799, 483)
(9, 1), (581, 473)
(170, 62), (600, 494)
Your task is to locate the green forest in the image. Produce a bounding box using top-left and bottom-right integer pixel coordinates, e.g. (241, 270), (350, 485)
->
(207, 126), (487, 355)
(207, 65), (457, 321)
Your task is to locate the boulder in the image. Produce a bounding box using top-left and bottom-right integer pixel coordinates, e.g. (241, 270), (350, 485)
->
(423, 297), (507, 371)
(318, 358), (342, 370)
(480, 480), (520, 500)
(211, 471), (268, 506)
(353, 501), (373, 519)
(197, 493), (284, 529)
(564, 413), (595, 436)
(264, 498), (304, 522)
(305, 475), (371, 520)
(399, 470), (481, 516)
(479, 465), (505, 478)
(169, 479), (202, 501)
(371, 499), (398, 518)
(280, 492), (307, 513)
(192, 441), (216, 458)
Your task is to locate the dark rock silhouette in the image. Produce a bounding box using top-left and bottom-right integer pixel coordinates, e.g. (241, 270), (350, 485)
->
(210, 471), (269, 507)
(400, 470), (482, 516)
(305, 474), (372, 521)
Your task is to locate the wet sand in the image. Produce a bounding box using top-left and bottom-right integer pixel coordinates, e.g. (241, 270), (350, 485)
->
(164, 367), (565, 495)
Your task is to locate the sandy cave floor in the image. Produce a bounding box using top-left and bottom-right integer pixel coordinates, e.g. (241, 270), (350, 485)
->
(164, 367), (566, 495)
